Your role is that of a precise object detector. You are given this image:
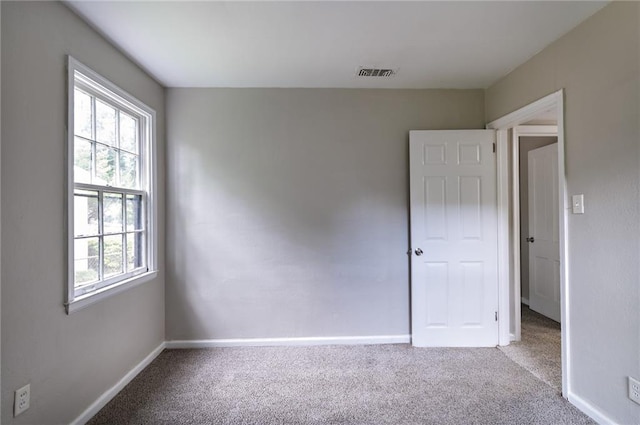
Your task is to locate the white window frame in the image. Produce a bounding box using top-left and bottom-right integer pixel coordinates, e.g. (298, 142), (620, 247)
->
(66, 56), (157, 314)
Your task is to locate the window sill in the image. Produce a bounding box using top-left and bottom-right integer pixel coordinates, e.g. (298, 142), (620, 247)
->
(65, 270), (158, 314)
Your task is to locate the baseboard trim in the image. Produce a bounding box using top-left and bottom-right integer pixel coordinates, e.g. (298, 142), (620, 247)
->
(165, 334), (411, 349)
(521, 297), (529, 306)
(70, 342), (166, 425)
(568, 391), (618, 425)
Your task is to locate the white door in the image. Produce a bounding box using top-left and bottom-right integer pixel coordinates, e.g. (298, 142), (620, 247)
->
(410, 130), (498, 347)
(527, 144), (561, 322)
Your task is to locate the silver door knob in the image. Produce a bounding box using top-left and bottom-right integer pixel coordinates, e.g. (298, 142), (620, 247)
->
(415, 248), (423, 256)
(526, 237), (535, 243)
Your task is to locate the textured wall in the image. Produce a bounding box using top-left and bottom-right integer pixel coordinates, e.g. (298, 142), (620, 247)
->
(1, 2), (165, 423)
(486, 3), (639, 423)
(166, 88), (484, 340)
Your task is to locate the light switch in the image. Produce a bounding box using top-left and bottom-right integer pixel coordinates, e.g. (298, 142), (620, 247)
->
(572, 194), (584, 214)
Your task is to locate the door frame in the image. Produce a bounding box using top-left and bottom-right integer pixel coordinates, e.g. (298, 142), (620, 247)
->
(512, 125), (558, 340)
(486, 89), (569, 397)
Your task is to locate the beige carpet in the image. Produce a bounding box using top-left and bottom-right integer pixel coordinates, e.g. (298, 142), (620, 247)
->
(88, 343), (592, 424)
(498, 305), (562, 393)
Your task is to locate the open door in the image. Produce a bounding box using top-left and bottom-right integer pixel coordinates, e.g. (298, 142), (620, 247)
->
(527, 143), (561, 322)
(410, 130), (499, 347)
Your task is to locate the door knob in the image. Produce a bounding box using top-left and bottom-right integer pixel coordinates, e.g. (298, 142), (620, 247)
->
(415, 248), (423, 256)
(526, 237), (535, 243)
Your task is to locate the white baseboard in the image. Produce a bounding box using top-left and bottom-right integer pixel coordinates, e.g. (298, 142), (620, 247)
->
(521, 297), (530, 306)
(165, 334), (411, 349)
(568, 391), (618, 425)
(70, 342), (166, 425)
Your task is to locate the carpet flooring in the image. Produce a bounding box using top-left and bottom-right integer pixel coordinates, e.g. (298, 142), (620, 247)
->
(88, 344), (593, 425)
(498, 305), (562, 393)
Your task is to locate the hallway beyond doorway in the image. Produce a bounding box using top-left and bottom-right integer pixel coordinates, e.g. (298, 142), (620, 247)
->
(499, 305), (561, 393)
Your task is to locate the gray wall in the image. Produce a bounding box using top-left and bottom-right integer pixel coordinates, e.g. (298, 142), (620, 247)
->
(1, 2), (165, 424)
(486, 3), (639, 423)
(166, 88), (484, 340)
(519, 137), (557, 302)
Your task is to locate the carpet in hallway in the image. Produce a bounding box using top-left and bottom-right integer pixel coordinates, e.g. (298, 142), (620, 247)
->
(498, 305), (562, 393)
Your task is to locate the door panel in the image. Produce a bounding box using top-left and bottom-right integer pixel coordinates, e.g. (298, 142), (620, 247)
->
(528, 143), (560, 322)
(425, 177), (447, 240)
(425, 262), (448, 326)
(459, 176), (482, 240)
(461, 261), (484, 325)
(410, 130), (498, 347)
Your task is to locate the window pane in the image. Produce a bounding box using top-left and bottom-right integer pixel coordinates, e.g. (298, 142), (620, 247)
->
(119, 152), (139, 189)
(74, 137), (93, 184)
(120, 112), (138, 153)
(96, 99), (117, 146)
(126, 194), (143, 231)
(103, 234), (124, 278)
(95, 144), (116, 186)
(74, 89), (92, 139)
(104, 193), (123, 234)
(71, 65), (154, 300)
(126, 232), (144, 271)
(74, 190), (99, 236)
(75, 237), (99, 286)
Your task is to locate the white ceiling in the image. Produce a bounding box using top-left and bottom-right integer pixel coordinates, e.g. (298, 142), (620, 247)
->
(66, 1), (606, 89)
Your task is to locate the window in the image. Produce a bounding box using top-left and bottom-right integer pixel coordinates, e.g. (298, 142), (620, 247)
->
(66, 57), (157, 313)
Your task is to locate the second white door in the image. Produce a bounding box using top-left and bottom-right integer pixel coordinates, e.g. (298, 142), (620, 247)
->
(528, 143), (560, 322)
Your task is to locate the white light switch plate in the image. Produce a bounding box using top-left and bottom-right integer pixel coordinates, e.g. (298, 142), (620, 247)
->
(572, 194), (584, 214)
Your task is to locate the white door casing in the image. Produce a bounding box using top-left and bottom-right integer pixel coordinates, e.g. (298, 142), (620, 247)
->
(487, 90), (568, 396)
(410, 130), (499, 347)
(527, 144), (561, 322)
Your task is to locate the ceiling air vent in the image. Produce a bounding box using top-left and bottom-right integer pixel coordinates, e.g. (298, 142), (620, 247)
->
(357, 67), (397, 77)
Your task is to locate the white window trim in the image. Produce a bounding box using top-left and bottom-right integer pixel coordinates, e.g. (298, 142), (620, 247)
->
(66, 56), (158, 314)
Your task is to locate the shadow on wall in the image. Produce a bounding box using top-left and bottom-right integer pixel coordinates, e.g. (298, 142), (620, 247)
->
(168, 122), (406, 337)
(165, 89), (485, 340)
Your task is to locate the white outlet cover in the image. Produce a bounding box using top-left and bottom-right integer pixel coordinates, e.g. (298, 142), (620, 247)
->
(14, 383), (30, 417)
(629, 376), (640, 405)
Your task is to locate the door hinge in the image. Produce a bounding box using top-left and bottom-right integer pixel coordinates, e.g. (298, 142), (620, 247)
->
(492, 143), (496, 153)
(495, 311), (498, 321)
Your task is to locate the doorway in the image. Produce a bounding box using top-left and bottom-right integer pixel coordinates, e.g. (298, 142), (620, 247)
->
(486, 90), (569, 397)
(515, 126), (560, 326)
(503, 125), (562, 393)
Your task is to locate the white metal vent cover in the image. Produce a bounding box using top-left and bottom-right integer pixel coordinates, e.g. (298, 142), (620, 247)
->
(356, 67), (398, 77)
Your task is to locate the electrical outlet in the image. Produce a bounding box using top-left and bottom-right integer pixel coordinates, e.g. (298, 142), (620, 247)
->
(629, 376), (640, 405)
(14, 384), (30, 417)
